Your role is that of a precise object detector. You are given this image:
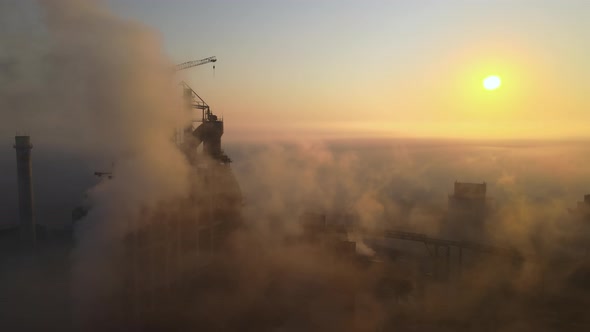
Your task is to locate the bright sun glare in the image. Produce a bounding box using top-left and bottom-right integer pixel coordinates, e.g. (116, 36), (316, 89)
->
(483, 75), (501, 90)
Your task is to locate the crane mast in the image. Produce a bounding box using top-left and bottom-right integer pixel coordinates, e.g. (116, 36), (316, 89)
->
(180, 81), (215, 121)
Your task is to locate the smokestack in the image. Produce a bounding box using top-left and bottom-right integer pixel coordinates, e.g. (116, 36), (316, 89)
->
(14, 135), (36, 245)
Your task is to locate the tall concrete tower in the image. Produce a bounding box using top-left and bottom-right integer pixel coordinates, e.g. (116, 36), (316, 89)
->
(14, 135), (36, 245)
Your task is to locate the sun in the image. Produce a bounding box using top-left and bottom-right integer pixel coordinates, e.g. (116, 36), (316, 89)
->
(483, 75), (501, 90)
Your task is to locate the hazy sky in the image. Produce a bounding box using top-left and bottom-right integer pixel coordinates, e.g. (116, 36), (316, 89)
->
(109, 1), (588, 139)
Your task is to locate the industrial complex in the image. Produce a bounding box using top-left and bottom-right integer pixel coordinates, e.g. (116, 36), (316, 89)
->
(2, 57), (590, 331)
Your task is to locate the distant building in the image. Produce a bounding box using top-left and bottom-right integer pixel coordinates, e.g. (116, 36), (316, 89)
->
(298, 212), (357, 258)
(448, 181), (491, 213)
(570, 194), (590, 221)
(299, 212), (327, 239)
(446, 181), (494, 240)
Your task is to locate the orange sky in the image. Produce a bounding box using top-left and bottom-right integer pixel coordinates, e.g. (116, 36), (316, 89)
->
(113, 0), (590, 141)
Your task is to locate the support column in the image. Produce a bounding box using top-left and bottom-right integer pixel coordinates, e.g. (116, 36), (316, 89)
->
(444, 245), (451, 280)
(434, 245), (440, 280)
(458, 248), (463, 279)
(14, 135), (36, 246)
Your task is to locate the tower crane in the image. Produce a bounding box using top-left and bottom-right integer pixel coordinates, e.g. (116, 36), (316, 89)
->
(175, 56), (228, 163)
(175, 56), (217, 122)
(175, 56), (217, 71)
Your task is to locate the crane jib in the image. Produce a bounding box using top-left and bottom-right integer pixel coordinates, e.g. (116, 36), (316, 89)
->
(175, 56), (217, 71)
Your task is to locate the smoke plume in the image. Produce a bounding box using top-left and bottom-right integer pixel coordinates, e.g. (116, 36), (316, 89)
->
(1, 0), (191, 325)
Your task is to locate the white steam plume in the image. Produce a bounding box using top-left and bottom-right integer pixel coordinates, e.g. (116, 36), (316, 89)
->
(1, 0), (192, 322)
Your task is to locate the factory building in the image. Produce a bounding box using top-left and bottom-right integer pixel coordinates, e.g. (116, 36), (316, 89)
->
(446, 181), (493, 240)
(448, 181), (488, 211)
(570, 194), (590, 221)
(299, 212), (357, 257)
(77, 81), (244, 328)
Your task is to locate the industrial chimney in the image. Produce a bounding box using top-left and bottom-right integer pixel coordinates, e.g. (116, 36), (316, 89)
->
(14, 135), (36, 245)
